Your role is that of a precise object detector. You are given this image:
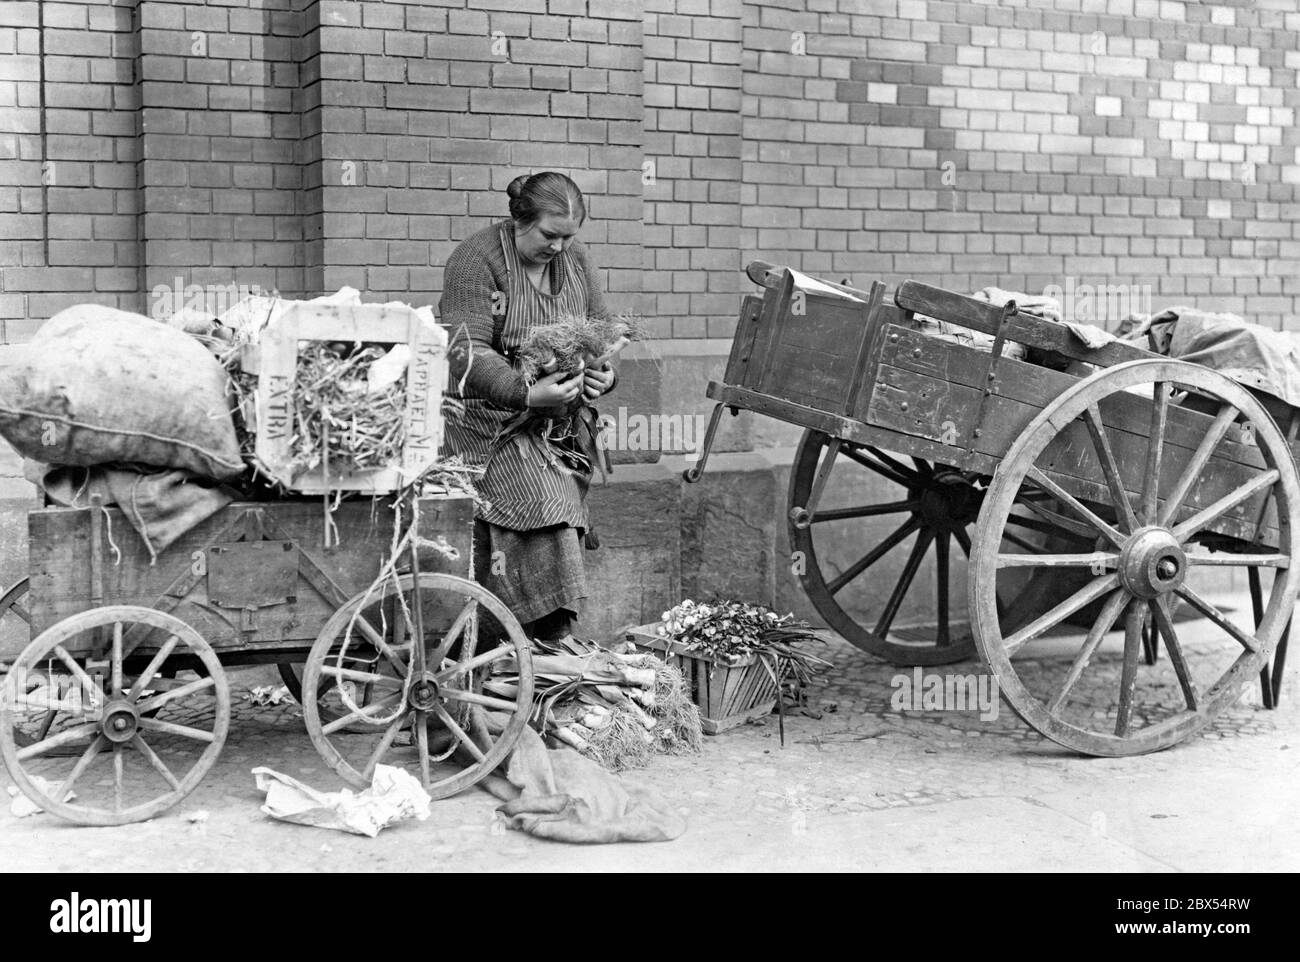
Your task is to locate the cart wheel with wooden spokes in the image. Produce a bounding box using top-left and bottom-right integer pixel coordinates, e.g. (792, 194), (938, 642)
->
(0, 577), (31, 638)
(3, 580), (175, 751)
(0, 605), (230, 825)
(302, 572), (534, 798)
(788, 430), (1050, 665)
(970, 359), (1300, 756)
(276, 643), (404, 732)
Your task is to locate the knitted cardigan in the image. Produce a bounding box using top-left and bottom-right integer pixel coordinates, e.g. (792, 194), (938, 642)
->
(440, 220), (614, 410)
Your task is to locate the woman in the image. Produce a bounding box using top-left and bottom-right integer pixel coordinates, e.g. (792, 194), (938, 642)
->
(439, 172), (617, 642)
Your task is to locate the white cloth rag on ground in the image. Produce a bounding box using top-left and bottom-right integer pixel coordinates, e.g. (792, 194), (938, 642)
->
(252, 764), (431, 838)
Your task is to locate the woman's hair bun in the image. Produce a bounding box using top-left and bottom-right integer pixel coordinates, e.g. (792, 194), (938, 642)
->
(506, 171), (586, 226)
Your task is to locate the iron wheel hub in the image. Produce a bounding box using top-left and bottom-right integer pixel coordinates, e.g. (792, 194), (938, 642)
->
(408, 675), (441, 712)
(1118, 526), (1186, 599)
(101, 701), (139, 744)
(915, 475), (982, 530)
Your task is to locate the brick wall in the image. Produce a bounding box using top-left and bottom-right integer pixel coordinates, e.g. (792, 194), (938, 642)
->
(312, 0), (645, 310)
(735, 0), (1300, 329)
(3, 0), (1300, 632)
(642, 0), (743, 340)
(0, 0), (140, 334)
(139, 0), (312, 310)
(4, 0), (1300, 341)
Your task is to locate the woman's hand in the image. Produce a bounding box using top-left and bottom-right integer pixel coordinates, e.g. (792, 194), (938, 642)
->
(582, 363), (614, 401)
(527, 367), (585, 408)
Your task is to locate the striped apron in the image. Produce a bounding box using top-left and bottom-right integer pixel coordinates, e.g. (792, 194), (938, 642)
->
(445, 222), (595, 535)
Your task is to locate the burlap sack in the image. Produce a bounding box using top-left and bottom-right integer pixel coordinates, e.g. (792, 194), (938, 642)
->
(0, 304), (244, 479)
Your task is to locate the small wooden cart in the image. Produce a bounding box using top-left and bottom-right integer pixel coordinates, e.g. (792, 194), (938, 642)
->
(0, 492), (534, 824)
(685, 261), (1296, 756)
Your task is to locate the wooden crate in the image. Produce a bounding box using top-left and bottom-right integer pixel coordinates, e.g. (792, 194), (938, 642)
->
(238, 299), (448, 494)
(625, 625), (777, 734)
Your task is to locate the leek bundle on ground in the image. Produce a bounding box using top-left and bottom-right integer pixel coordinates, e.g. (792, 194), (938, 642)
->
(485, 636), (702, 772)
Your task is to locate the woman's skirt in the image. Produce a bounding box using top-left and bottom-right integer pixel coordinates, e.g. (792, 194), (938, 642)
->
(473, 519), (587, 626)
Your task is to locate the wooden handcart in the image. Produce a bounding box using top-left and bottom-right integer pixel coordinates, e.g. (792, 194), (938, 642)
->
(0, 491), (535, 824)
(685, 261), (1296, 756)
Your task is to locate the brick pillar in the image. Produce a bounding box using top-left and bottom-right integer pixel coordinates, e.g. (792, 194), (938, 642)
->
(0, 0), (142, 334)
(137, 0), (314, 317)
(310, 0), (644, 312)
(643, 0), (742, 341)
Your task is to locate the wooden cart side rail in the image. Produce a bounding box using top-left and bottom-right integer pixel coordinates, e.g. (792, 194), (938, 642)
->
(706, 380), (1004, 478)
(26, 496), (476, 649)
(871, 324), (1269, 474)
(708, 370), (1278, 549)
(704, 266), (1290, 547)
(739, 266), (1156, 374)
(894, 280), (1158, 371)
(867, 330), (1281, 546)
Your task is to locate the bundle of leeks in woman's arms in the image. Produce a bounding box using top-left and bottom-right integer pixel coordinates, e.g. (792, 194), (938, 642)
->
(495, 313), (642, 475)
(515, 313), (641, 384)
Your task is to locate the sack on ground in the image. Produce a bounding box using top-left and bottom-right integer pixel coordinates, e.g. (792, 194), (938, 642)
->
(0, 305), (244, 479)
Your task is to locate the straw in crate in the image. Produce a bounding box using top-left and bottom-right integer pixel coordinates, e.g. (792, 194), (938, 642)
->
(231, 297), (448, 495)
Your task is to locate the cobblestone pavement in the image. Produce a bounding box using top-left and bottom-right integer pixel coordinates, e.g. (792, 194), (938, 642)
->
(4, 593), (1299, 872)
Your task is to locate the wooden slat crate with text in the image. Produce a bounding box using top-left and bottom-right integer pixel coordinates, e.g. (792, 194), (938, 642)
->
(238, 300), (448, 494)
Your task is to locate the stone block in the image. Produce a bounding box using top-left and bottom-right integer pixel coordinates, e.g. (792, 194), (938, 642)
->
(680, 453), (776, 606)
(582, 471), (681, 640)
(603, 356), (662, 466)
